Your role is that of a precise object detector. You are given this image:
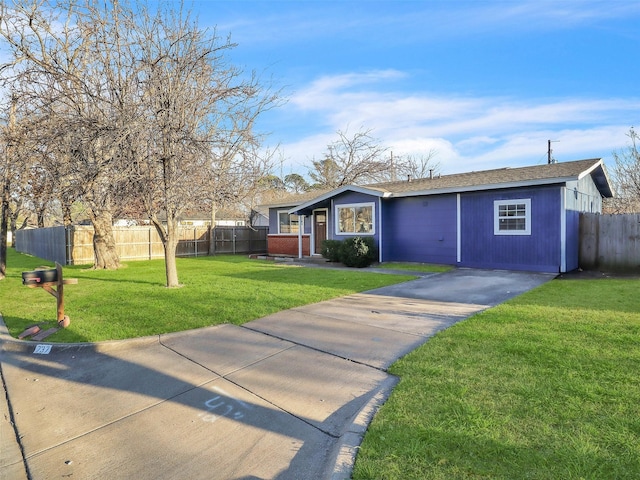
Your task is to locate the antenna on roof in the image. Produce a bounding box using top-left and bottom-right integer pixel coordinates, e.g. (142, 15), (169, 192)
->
(548, 139), (560, 164)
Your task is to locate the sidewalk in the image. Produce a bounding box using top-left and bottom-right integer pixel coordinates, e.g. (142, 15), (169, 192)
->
(1, 268), (554, 479)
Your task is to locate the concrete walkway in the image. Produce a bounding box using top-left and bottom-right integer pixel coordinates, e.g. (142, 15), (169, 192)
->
(0, 268), (554, 480)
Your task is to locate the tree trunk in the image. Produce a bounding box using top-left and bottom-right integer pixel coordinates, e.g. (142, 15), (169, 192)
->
(152, 215), (180, 287)
(62, 201), (73, 226)
(1, 147), (11, 279)
(164, 235), (180, 288)
(164, 216), (180, 287)
(208, 203), (217, 256)
(0, 180), (9, 280)
(89, 208), (120, 269)
(9, 212), (26, 248)
(36, 207), (46, 228)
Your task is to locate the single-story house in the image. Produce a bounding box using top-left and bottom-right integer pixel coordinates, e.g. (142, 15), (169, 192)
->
(262, 158), (613, 273)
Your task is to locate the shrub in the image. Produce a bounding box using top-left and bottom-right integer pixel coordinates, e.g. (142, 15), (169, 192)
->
(320, 240), (343, 262)
(339, 236), (377, 268)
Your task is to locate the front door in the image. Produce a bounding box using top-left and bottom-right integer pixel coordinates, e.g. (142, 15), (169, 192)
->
(314, 210), (327, 254)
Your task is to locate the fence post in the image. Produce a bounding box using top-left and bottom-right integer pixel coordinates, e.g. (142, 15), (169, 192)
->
(65, 226), (70, 265)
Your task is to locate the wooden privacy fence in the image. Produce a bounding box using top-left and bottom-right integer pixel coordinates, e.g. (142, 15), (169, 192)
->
(16, 225), (268, 265)
(579, 213), (640, 272)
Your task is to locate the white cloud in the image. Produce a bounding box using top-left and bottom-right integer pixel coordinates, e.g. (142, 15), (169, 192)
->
(278, 72), (639, 176)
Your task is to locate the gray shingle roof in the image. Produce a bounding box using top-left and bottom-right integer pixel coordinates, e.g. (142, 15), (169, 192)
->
(368, 158), (609, 195)
(261, 158), (612, 209)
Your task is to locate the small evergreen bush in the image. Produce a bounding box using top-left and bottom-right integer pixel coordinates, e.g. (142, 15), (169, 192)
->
(339, 236), (377, 268)
(320, 240), (343, 262)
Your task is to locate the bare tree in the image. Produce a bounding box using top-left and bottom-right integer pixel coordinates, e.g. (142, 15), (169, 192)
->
(308, 128), (390, 188)
(0, 0), (143, 269)
(611, 127), (640, 213)
(394, 150), (441, 181)
(1, 1), (278, 284)
(129, 3), (278, 287)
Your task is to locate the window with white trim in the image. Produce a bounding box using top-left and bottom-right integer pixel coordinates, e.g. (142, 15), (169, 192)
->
(494, 199), (531, 235)
(278, 211), (300, 234)
(336, 203), (375, 235)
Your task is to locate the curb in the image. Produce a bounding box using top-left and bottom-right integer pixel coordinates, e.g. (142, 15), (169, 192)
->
(326, 375), (399, 480)
(0, 314), (160, 354)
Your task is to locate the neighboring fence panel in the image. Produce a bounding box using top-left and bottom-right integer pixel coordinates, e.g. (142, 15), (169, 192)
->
(67, 226), (211, 264)
(580, 213), (640, 271)
(211, 226), (267, 254)
(15, 225), (267, 265)
(15, 226), (67, 265)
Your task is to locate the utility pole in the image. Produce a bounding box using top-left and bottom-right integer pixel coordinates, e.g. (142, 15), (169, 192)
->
(548, 140), (559, 164)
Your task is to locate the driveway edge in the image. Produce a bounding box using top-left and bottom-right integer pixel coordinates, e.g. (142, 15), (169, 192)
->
(326, 375), (399, 480)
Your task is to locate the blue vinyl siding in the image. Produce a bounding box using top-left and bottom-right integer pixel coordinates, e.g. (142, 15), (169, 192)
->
(382, 194), (457, 264)
(459, 186), (562, 272)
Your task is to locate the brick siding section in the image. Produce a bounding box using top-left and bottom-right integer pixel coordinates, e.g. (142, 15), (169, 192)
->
(267, 235), (310, 256)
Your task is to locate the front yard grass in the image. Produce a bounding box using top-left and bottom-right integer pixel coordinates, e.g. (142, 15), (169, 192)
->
(353, 277), (640, 479)
(378, 262), (453, 273)
(0, 249), (414, 343)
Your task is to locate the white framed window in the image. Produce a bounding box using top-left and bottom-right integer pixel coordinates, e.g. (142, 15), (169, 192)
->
(494, 199), (531, 235)
(278, 211), (300, 234)
(335, 202), (375, 235)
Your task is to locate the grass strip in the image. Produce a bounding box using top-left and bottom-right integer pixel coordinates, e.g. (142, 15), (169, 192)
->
(378, 262), (453, 273)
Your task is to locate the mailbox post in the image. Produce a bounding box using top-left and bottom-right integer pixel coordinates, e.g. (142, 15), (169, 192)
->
(22, 262), (77, 327)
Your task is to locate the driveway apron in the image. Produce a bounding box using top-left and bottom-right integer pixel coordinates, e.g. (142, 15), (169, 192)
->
(1, 268), (554, 480)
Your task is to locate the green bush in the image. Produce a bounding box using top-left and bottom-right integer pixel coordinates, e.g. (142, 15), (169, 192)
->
(320, 240), (343, 262)
(339, 236), (377, 268)
(321, 237), (378, 267)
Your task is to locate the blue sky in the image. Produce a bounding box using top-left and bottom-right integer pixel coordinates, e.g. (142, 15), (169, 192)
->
(189, 0), (640, 178)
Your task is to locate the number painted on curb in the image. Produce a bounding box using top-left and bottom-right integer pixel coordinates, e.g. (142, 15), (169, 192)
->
(33, 344), (52, 354)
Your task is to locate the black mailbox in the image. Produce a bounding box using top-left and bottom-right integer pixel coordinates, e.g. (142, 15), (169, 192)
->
(22, 269), (59, 286)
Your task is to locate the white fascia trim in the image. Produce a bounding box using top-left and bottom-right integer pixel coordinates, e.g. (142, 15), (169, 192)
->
(288, 185), (390, 214)
(576, 158), (603, 180)
(298, 215), (304, 259)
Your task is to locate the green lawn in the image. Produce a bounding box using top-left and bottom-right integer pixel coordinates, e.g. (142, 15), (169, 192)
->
(378, 262), (453, 273)
(0, 249), (414, 343)
(353, 277), (640, 479)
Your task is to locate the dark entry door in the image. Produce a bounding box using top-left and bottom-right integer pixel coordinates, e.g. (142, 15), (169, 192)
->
(314, 211), (327, 254)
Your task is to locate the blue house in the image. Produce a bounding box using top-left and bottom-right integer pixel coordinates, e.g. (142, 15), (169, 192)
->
(264, 158), (613, 273)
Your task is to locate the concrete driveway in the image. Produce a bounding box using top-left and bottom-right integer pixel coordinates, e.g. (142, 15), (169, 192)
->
(1, 268), (554, 480)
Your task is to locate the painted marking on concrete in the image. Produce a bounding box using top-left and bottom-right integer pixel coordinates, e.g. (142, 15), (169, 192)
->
(33, 344), (52, 354)
(198, 386), (251, 424)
